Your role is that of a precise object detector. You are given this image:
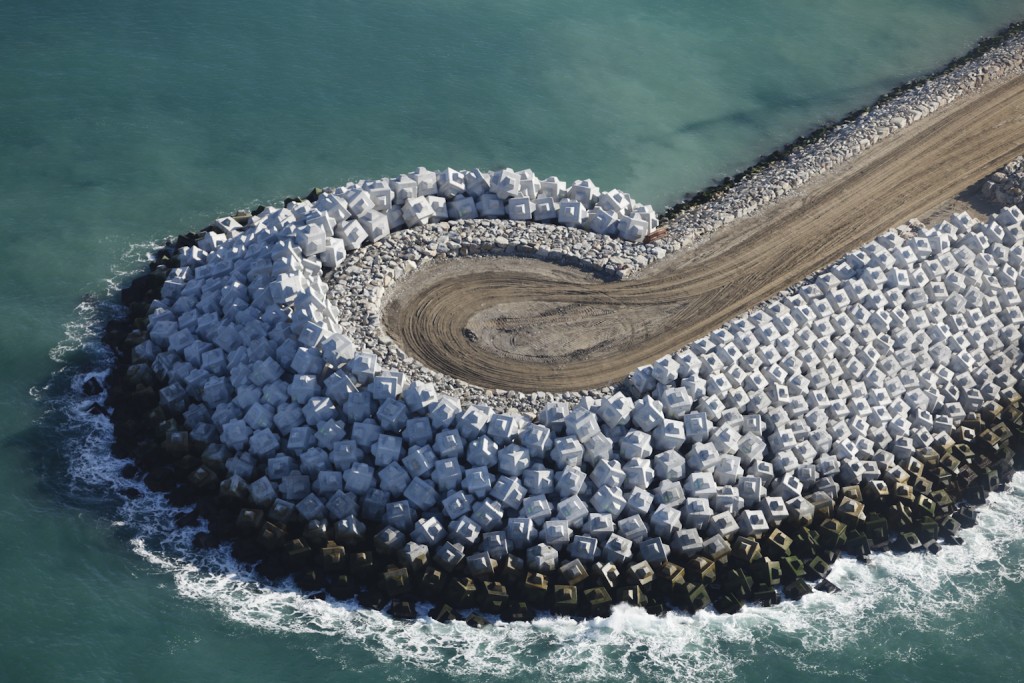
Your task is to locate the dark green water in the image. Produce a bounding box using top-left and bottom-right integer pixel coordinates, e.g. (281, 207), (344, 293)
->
(2, 2), (1023, 681)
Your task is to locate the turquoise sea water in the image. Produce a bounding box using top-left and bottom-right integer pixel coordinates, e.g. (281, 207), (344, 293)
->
(3, 2), (1024, 681)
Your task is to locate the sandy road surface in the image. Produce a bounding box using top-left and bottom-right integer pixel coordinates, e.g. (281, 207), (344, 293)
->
(383, 75), (1024, 393)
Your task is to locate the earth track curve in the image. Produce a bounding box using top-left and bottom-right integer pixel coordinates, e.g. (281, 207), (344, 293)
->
(384, 75), (1024, 392)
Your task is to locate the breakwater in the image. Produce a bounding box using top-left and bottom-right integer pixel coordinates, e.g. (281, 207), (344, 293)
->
(98, 22), (1024, 626)
(104, 177), (1024, 621)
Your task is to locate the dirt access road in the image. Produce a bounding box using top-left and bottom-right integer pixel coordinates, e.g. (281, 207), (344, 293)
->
(384, 75), (1024, 393)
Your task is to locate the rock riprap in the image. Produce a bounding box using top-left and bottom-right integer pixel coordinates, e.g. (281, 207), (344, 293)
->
(104, 163), (1024, 621)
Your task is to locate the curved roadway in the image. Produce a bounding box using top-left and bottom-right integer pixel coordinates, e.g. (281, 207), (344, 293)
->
(384, 75), (1024, 392)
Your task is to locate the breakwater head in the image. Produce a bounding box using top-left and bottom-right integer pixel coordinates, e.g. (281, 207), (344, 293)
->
(95, 24), (1024, 625)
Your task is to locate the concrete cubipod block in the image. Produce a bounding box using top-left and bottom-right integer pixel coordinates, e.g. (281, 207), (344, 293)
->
(402, 416), (434, 447)
(387, 176), (418, 204)
(403, 476), (439, 512)
(711, 486), (742, 515)
(401, 196), (434, 228)
(541, 519), (573, 549)
(448, 516), (482, 547)
(602, 534), (633, 565)
(590, 460), (626, 490)
(371, 433), (404, 466)
(267, 497), (296, 524)
(303, 397), (336, 427)
(487, 413), (522, 446)
(517, 169), (541, 199)
(265, 455), (296, 482)
(411, 516), (447, 548)
(550, 437), (585, 469)
(462, 466), (495, 499)
(540, 176), (567, 199)
(707, 512), (739, 541)
(410, 166), (439, 196)
(490, 168), (521, 200)
(334, 515), (366, 543)
(297, 493), (327, 521)
(586, 208), (619, 235)
(786, 497), (816, 526)
(564, 408), (600, 443)
(703, 534), (731, 561)
(670, 527), (704, 558)
(248, 476), (277, 508)
(598, 188), (631, 215)
(490, 475), (527, 511)
(713, 455), (743, 486)
(632, 396), (665, 431)
(532, 195), (558, 223)
(457, 404), (493, 441)
(682, 497), (713, 530)
(523, 466), (555, 496)
(683, 411), (710, 442)
(432, 540), (464, 573)
(280, 471), (311, 502)
(660, 387), (693, 420)
(506, 196), (535, 221)
(477, 193), (506, 218)
(461, 168), (490, 198)
(772, 451), (800, 477)
(426, 196), (449, 222)
(566, 179), (599, 207)
(771, 473), (804, 501)
(521, 495), (554, 525)
(437, 168), (466, 198)
(344, 188), (376, 218)
(440, 489), (471, 522)
(519, 422), (553, 459)
(639, 537), (669, 565)
(385, 501), (415, 532)
(567, 535), (599, 563)
(736, 433), (766, 466)
(622, 458), (656, 491)
(371, 371), (407, 402)
(653, 419), (687, 451)
(737, 475), (764, 508)
(343, 461), (376, 495)
(467, 435), (499, 468)
(619, 430), (653, 461)
(498, 444), (530, 477)
(379, 462), (411, 497)
(432, 429), (464, 460)
(296, 224), (328, 257)
(590, 485), (627, 519)
(248, 428), (280, 458)
(653, 479), (686, 508)
(447, 195), (479, 220)
(527, 543), (560, 573)
(481, 531), (509, 560)
(684, 471), (717, 499)
(625, 489), (654, 518)
(363, 180), (395, 212)
(556, 466), (587, 497)
(652, 449), (685, 482)
(650, 504), (682, 540)
(337, 220), (369, 251)
(472, 499), (505, 531)
(557, 199), (588, 228)
(686, 442), (721, 474)
(736, 509), (771, 538)
(583, 513), (615, 541)
(507, 517), (537, 550)
(757, 497), (786, 528)
(342, 392), (372, 424)
(298, 448), (329, 475)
